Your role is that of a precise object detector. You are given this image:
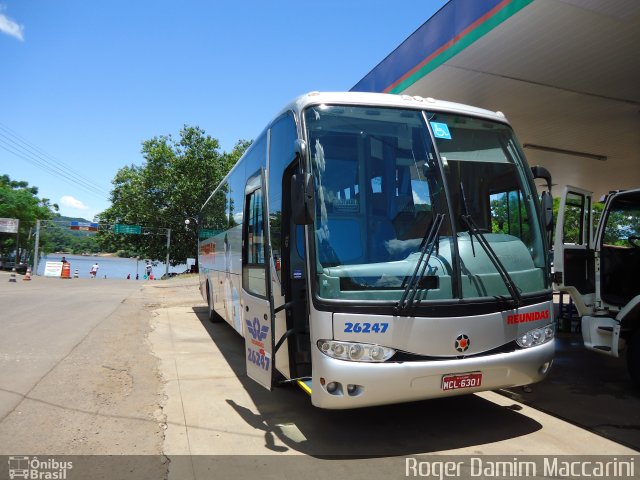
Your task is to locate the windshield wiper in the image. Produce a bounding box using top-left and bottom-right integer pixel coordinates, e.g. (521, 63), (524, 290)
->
(460, 214), (522, 307)
(396, 213), (445, 316)
(458, 181), (521, 307)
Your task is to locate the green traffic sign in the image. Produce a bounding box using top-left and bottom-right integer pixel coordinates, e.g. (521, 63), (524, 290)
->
(198, 229), (220, 239)
(114, 223), (142, 234)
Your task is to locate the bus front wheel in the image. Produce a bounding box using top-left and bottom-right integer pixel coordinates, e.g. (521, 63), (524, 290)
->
(207, 282), (222, 323)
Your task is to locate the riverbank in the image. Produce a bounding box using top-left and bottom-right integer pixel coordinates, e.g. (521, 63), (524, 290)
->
(37, 253), (188, 280)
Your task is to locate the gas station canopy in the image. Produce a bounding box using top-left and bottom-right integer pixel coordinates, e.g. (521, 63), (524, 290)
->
(353, 0), (640, 199)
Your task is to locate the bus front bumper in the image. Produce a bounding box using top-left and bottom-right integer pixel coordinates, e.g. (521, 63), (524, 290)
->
(310, 340), (554, 409)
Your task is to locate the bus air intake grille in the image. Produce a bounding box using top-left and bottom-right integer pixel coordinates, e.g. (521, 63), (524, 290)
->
(390, 341), (519, 362)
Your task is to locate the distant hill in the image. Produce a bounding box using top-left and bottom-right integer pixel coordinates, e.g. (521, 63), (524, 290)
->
(43, 215), (101, 253)
(52, 215), (97, 237)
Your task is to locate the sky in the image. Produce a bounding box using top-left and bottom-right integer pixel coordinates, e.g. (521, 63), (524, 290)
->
(0, 1), (448, 220)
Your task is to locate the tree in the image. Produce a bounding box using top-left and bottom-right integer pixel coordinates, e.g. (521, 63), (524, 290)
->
(0, 174), (59, 262)
(42, 215), (101, 254)
(97, 126), (250, 265)
(553, 196), (604, 245)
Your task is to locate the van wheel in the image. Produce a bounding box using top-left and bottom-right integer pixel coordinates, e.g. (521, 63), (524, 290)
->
(627, 329), (640, 388)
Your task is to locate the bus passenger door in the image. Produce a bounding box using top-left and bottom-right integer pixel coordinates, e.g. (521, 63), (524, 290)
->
(241, 170), (275, 390)
(553, 185), (595, 315)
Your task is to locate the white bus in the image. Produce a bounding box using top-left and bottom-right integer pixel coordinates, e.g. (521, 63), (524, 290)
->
(198, 92), (555, 409)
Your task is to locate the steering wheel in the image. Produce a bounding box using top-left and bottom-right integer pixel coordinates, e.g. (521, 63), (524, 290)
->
(629, 235), (640, 249)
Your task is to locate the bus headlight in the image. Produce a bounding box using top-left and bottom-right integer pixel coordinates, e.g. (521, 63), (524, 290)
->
(517, 324), (554, 348)
(317, 340), (395, 362)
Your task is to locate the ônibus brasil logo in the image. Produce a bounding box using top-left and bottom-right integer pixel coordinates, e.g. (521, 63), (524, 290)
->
(455, 334), (470, 353)
(246, 317), (269, 342)
(8, 456), (73, 479)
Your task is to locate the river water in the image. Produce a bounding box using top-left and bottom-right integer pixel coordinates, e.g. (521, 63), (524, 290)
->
(36, 254), (188, 279)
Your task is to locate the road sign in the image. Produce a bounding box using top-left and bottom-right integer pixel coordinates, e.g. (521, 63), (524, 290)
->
(70, 221), (99, 231)
(198, 229), (220, 239)
(0, 218), (19, 233)
(113, 223), (142, 234)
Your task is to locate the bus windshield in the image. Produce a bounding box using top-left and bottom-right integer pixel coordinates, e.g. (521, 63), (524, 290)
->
(304, 105), (547, 303)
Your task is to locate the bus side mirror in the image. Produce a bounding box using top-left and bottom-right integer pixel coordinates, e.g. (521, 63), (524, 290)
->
(531, 165), (552, 194)
(531, 165), (553, 231)
(541, 190), (553, 231)
(291, 173), (314, 225)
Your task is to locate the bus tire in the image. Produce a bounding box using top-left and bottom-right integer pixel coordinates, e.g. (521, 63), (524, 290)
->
(207, 282), (222, 323)
(627, 329), (640, 388)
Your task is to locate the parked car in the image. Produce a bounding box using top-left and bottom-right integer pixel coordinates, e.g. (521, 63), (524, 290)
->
(0, 258), (28, 274)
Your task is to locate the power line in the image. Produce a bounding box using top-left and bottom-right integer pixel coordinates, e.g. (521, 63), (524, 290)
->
(0, 122), (111, 199)
(0, 122), (111, 194)
(0, 138), (108, 199)
(0, 124), (111, 197)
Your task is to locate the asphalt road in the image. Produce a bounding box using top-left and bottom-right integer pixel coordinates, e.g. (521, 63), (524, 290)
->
(0, 273), (164, 462)
(0, 272), (637, 480)
(0, 275), (141, 421)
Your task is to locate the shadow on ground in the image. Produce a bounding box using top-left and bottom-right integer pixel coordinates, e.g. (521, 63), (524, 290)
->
(192, 306), (542, 458)
(500, 332), (640, 451)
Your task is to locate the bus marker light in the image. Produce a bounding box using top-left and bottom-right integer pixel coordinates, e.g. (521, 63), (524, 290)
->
(370, 346), (384, 361)
(517, 324), (554, 348)
(539, 361), (552, 375)
(326, 382), (341, 395)
(317, 340), (395, 362)
(347, 384), (362, 396)
(349, 344), (364, 360)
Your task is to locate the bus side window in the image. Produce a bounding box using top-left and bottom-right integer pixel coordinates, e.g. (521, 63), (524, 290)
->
(268, 112), (297, 283)
(243, 187), (267, 297)
(490, 189), (529, 241)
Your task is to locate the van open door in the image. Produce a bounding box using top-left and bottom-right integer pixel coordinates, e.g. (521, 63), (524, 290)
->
(554, 185), (621, 356)
(241, 169), (275, 390)
(553, 186), (595, 316)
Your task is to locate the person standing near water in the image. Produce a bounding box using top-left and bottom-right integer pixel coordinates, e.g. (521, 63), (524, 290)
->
(90, 262), (99, 278)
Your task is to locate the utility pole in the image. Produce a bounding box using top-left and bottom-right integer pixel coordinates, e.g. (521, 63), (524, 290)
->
(33, 219), (41, 275)
(165, 228), (171, 278)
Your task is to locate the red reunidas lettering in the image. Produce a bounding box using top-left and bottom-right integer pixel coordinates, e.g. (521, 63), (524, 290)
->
(507, 309), (549, 325)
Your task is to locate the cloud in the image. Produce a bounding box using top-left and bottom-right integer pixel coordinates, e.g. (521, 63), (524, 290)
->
(0, 7), (24, 41)
(60, 195), (89, 210)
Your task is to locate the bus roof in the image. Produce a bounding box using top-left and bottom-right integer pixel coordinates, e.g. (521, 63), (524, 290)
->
(279, 91), (511, 125)
(203, 91), (513, 210)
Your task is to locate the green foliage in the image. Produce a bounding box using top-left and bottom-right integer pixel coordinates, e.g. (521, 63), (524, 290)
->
(0, 174), (58, 262)
(115, 249), (137, 258)
(490, 190), (531, 244)
(553, 196), (604, 244)
(552, 194), (640, 247)
(601, 201), (640, 246)
(97, 125), (250, 264)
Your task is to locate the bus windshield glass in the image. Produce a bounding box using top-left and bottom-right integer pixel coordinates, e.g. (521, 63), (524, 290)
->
(304, 105), (547, 303)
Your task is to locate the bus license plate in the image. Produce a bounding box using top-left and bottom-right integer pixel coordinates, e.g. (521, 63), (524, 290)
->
(441, 372), (482, 391)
